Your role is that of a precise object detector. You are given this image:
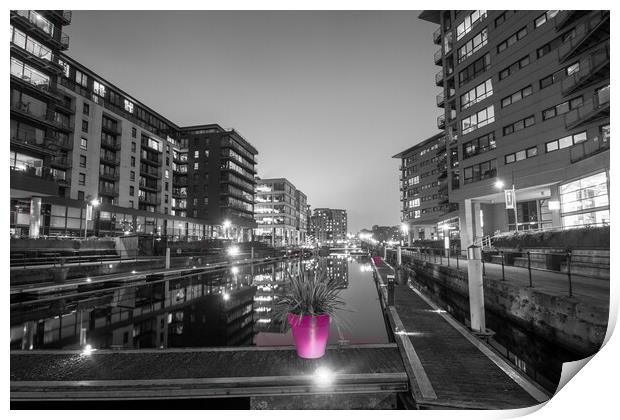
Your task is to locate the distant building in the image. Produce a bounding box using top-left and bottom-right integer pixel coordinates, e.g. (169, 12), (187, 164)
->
(420, 10), (609, 249)
(311, 208), (348, 245)
(393, 133), (458, 243)
(254, 178), (308, 246)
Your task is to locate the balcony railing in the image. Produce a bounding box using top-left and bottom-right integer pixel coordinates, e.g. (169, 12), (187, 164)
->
(101, 137), (121, 150)
(435, 70), (444, 86)
(10, 128), (46, 150)
(50, 156), (69, 167)
(99, 184), (120, 196)
(436, 92), (445, 107)
(561, 43), (610, 96)
(11, 10), (70, 50)
(569, 137), (609, 164)
(433, 27), (442, 45)
(437, 114), (446, 129)
(434, 48), (443, 65)
(10, 160), (58, 182)
(565, 88), (609, 130)
(100, 154), (120, 166)
(558, 11), (609, 63)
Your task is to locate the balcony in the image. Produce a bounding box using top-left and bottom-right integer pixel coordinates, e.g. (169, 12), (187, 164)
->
(49, 10), (73, 24)
(102, 123), (122, 136)
(45, 132), (72, 150)
(434, 48), (443, 65)
(554, 10), (586, 30)
(10, 129), (49, 155)
(569, 137), (610, 164)
(435, 70), (444, 87)
(10, 163), (59, 196)
(565, 87), (609, 130)
(99, 184), (119, 197)
(437, 114), (446, 130)
(99, 170), (119, 182)
(561, 43), (610, 96)
(9, 43), (64, 75)
(433, 27), (442, 45)
(558, 11), (609, 63)
(10, 10), (70, 50)
(139, 181), (162, 193)
(436, 92), (445, 108)
(101, 137), (121, 151)
(50, 155), (69, 168)
(99, 154), (120, 166)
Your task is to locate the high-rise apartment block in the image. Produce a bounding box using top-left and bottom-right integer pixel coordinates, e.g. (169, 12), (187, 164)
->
(254, 178), (308, 246)
(311, 208), (348, 245)
(418, 10), (609, 249)
(10, 10), (258, 242)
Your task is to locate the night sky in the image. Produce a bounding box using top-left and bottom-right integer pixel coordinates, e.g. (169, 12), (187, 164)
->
(64, 10), (440, 232)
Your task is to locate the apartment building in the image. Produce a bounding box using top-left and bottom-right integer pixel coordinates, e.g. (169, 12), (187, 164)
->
(10, 10), (72, 239)
(10, 10), (258, 242)
(420, 10), (609, 249)
(393, 132), (459, 242)
(311, 208), (348, 245)
(254, 178), (308, 246)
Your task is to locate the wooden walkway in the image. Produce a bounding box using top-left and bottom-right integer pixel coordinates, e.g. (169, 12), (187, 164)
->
(10, 344), (407, 401)
(372, 259), (550, 409)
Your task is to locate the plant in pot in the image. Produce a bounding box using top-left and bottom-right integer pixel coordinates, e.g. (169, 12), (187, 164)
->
(275, 264), (345, 359)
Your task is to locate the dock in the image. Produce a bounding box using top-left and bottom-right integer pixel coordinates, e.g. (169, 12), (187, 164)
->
(10, 344), (407, 408)
(372, 258), (550, 409)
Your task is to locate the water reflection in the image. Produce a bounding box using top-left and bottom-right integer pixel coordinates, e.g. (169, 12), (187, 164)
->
(10, 255), (388, 351)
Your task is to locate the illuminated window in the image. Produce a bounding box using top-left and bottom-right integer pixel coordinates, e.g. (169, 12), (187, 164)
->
(124, 99), (134, 113)
(93, 81), (106, 97)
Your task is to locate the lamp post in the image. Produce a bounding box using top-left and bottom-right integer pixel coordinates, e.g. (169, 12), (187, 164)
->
(83, 197), (100, 239)
(495, 174), (518, 232)
(400, 223), (409, 246)
(223, 219), (231, 240)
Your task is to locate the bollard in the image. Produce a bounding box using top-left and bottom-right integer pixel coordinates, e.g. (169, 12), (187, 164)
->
(397, 245), (402, 266)
(251, 246), (255, 260)
(383, 246), (387, 260)
(501, 251), (505, 281)
(165, 247), (171, 269)
(567, 251), (573, 297)
(527, 251), (532, 287)
(467, 245), (486, 333)
(387, 274), (395, 306)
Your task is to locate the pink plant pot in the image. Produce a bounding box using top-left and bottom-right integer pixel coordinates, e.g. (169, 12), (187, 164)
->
(372, 256), (382, 265)
(288, 313), (330, 359)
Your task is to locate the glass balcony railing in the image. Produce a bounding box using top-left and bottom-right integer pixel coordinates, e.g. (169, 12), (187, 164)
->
(433, 27), (442, 44)
(437, 114), (446, 129)
(558, 11), (609, 63)
(436, 92), (445, 107)
(565, 87), (609, 130)
(434, 48), (443, 65)
(435, 70), (444, 86)
(561, 43), (610, 95)
(569, 136), (609, 164)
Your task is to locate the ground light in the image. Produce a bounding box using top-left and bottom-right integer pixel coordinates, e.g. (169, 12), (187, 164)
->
(82, 344), (94, 356)
(227, 246), (240, 256)
(223, 293), (230, 301)
(313, 367), (334, 387)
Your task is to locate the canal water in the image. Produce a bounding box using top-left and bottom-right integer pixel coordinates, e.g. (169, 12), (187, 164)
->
(10, 254), (389, 351)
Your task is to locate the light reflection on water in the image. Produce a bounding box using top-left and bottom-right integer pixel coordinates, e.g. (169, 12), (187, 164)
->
(10, 255), (389, 351)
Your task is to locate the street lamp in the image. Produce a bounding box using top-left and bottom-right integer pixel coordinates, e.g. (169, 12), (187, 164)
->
(401, 223), (409, 246)
(223, 219), (231, 239)
(495, 177), (518, 232)
(494, 180), (505, 189)
(83, 197), (100, 239)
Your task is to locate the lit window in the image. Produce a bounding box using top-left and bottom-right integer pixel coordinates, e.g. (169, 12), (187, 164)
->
(124, 99), (134, 113)
(93, 81), (106, 97)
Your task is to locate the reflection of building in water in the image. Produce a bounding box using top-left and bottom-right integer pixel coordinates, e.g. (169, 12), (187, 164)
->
(10, 270), (255, 350)
(325, 255), (349, 288)
(251, 261), (299, 334)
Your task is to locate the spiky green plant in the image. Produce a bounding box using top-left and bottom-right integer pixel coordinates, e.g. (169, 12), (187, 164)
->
(274, 263), (346, 329)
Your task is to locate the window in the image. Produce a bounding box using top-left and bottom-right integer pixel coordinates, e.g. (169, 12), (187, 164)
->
(78, 173), (86, 186)
(460, 79), (493, 110)
(58, 58), (70, 78)
(130, 171), (135, 181)
(194, 162), (199, 170)
(566, 62), (580, 76)
(601, 124), (610, 143)
(129, 200), (134, 209)
(456, 10), (487, 41)
(412, 198), (420, 208)
(495, 12), (507, 27)
(414, 210), (421, 219)
(463, 132), (495, 159)
(560, 172), (609, 228)
(131, 142), (136, 152)
(132, 127), (137, 138)
(124, 99), (134, 113)
(461, 105), (495, 134)
(75, 70), (88, 88)
(458, 53), (490, 85)
(79, 155), (86, 168)
(129, 186), (135, 196)
(165, 169), (170, 179)
(204, 197), (209, 204)
(81, 120), (88, 133)
(78, 191), (85, 201)
(93, 81), (106, 97)
(80, 138), (88, 150)
(545, 131), (587, 152)
(164, 194), (169, 204)
(457, 28), (488, 63)
(503, 115), (535, 135)
(537, 44), (552, 59)
(165, 182), (169, 191)
(535, 11), (559, 28)
(131, 156), (136, 167)
(499, 55), (530, 80)
(194, 151), (199, 158)
(497, 26), (528, 53)
(542, 96), (583, 120)
(505, 147), (538, 164)
(412, 176), (420, 185)
(83, 103), (89, 115)
(463, 159), (497, 184)
(501, 85), (533, 108)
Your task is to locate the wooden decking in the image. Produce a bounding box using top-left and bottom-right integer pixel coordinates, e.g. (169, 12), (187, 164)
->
(373, 259), (551, 410)
(10, 344), (407, 401)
